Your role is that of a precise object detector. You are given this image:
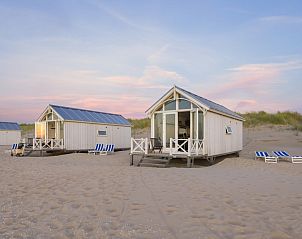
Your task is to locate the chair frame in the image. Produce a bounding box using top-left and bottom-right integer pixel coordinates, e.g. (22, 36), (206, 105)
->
(150, 137), (163, 153)
(255, 151), (278, 163)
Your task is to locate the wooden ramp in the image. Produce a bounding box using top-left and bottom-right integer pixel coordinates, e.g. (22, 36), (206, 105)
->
(138, 153), (172, 168)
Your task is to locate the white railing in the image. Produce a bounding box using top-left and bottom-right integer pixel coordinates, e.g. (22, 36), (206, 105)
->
(130, 138), (148, 154)
(169, 138), (203, 156)
(33, 139), (64, 150)
(191, 139), (204, 156)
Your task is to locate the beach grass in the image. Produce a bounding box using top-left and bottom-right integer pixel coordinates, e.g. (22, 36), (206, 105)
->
(241, 111), (302, 131)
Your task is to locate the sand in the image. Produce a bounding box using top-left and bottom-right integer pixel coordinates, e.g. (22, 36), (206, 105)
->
(0, 126), (302, 239)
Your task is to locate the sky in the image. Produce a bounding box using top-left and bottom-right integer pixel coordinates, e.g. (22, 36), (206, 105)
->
(1, 0), (302, 122)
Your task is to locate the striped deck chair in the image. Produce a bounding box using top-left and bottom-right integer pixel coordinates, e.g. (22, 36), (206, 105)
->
(88, 144), (104, 155)
(273, 151), (290, 161)
(273, 151), (302, 163)
(255, 151), (278, 163)
(10, 143), (18, 156)
(100, 144), (115, 155)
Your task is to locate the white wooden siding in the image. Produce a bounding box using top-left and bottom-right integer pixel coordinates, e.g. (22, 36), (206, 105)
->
(0, 130), (21, 145)
(204, 111), (242, 156)
(64, 122), (131, 150)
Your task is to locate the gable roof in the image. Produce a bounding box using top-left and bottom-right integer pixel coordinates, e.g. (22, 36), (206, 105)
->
(0, 122), (21, 131)
(146, 86), (243, 120)
(49, 105), (131, 126)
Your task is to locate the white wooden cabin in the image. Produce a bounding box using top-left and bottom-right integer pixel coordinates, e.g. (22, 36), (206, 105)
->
(131, 86), (243, 160)
(34, 105), (131, 151)
(0, 122), (21, 146)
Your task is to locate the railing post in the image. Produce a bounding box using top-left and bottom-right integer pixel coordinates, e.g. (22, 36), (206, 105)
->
(188, 138), (192, 157)
(144, 138), (148, 154)
(130, 138), (133, 154)
(169, 138), (173, 156)
(39, 139), (42, 150)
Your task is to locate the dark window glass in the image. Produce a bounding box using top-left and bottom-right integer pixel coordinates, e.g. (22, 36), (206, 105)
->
(165, 100), (176, 110)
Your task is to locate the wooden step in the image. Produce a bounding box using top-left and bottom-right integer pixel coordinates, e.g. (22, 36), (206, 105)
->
(141, 158), (169, 163)
(139, 162), (167, 168)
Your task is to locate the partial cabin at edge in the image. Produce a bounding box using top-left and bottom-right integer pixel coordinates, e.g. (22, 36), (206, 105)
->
(34, 105), (131, 151)
(0, 122), (21, 145)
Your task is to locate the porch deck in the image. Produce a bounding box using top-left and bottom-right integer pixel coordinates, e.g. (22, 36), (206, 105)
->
(130, 137), (205, 167)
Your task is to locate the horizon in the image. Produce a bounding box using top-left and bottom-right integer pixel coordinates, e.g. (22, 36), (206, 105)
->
(1, 0), (302, 123)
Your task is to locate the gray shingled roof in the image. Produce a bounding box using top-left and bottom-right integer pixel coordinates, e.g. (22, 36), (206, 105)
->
(50, 105), (131, 126)
(0, 122), (21, 131)
(176, 86), (243, 120)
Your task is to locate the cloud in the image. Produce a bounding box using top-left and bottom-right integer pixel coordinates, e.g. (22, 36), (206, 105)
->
(207, 61), (302, 98)
(89, 0), (155, 32)
(203, 60), (302, 113)
(102, 65), (185, 89)
(259, 15), (302, 24)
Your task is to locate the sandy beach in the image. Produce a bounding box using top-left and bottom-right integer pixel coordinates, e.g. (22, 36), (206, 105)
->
(1, 126), (302, 239)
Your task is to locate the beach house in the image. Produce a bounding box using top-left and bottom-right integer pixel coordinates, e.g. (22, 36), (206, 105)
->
(0, 122), (21, 145)
(131, 86), (244, 166)
(34, 105), (131, 151)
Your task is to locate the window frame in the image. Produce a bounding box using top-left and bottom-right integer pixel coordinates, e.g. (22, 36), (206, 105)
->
(97, 130), (107, 137)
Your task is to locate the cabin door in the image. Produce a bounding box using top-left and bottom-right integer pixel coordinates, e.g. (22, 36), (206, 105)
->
(163, 112), (177, 151)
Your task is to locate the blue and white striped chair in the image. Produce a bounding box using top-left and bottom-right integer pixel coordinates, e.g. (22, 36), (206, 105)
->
(255, 151), (278, 163)
(100, 144), (115, 155)
(273, 151), (302, 163)
(88, 144), (105, 155)
(10, 143), (18, 156)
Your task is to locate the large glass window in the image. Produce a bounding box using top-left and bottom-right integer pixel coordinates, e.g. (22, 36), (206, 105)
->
(198, 111), (204, 140)
(179, 99), (191, 109)
(165, 100), (176, 110)
(154, 113), (163, 140)
(35, 122), (46, 139)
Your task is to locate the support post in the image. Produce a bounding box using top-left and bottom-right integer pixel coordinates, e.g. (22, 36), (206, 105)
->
(187, 157), (191, 168)
(188, 138), (192, 157)
(144, 138), (148, 154)
(130, 138), (133, 154)
(169, 138), (173, 156)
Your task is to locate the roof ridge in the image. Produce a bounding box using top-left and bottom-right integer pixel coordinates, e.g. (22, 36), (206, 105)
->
(175, 85), (243, 119)
(49, 104), (123, 117)
(176, 86), (229, 109)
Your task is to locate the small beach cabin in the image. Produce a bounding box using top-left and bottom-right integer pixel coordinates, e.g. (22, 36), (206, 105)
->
(0, 122), (21, 145)
(131, 86), (243, 163)
(34, 105), (131, 151)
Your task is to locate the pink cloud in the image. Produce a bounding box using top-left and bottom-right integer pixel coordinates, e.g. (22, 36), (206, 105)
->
(203, 61), (302, 112)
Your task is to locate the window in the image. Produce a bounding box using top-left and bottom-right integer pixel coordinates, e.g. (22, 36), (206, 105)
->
(179, 99), (191, 109)
(226, 126), (232, 134)
(98, 130), (107, 136)
(198, 112), (204, 140)
(154, 113), (163, 139)
(165, 100), (176, 110)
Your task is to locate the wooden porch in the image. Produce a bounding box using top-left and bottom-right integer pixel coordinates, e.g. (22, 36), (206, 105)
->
(130, 137), (205, 167)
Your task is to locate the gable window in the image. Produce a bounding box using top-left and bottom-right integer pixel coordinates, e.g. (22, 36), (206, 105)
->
(98, 130), (107, 136)
(165, 100), (176, 110)
(226, 126), (232, 135)
(179, 99), (191, 109)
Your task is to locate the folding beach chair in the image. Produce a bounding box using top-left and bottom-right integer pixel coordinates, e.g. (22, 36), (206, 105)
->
(150, 137), (163, 153)
(11, 143), (25, 157)
(10, 143), (18, 156)
(255, 151), (278, 163)
(273, 151), (302, 163)
(100, 144), (115, 155)
(88, 144), (104, 155)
